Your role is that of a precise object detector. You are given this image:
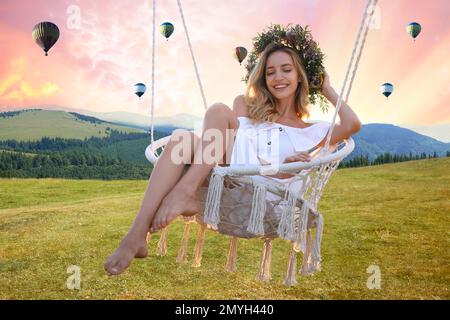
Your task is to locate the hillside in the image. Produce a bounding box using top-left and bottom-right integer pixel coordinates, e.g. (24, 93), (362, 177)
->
(348, 123), (450, 161)
(0, 110), (143, 141)
(1, 110), (449, 169)
(0, 157), (448, 299)
(86, 111), (203, 130)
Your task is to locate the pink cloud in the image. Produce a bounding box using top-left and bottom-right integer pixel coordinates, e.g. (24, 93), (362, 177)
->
(0, 0), (449, 126)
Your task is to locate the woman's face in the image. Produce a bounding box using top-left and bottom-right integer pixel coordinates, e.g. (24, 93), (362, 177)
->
(265, 50), (299, 100)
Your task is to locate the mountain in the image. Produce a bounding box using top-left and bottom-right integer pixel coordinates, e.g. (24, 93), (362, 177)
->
(1, 109), (449, 163)
(0, 109), (143, 141)
(0, 109), (176, 167)
(1, 106), (203, 130)
(349, 123), (450, 161)
(85, 111), (204, 130)
(400, 123), (450, 143)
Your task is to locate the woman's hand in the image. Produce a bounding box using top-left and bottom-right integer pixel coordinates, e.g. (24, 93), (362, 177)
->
(267, 152), (311, 179)
(283, 151), (312, 163)
(321, 70), (334, 98)
(319, 69), (363, 142)
(271, 151), (311, 179)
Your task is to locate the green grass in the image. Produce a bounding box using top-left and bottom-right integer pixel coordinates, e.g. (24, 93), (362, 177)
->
(0, 158), (449, 299)
(0, 110), (141, 141)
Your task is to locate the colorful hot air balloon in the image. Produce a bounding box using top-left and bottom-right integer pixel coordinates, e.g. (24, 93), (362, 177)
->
(160, 22), (174, 40)
(407, 22), (421, 41)
(234, 47), (248, 65)
(380, 83), (394, 98)
(32, 21), (60, 56)
(134, 83), (147, 99)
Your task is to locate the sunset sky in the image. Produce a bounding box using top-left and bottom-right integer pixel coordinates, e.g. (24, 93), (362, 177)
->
(0, 0), (449, 134)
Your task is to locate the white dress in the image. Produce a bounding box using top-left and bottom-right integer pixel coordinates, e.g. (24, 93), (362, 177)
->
(230, 116), (331, 193)
(230, 116), (331, 166)
(195, 116), (332, 238)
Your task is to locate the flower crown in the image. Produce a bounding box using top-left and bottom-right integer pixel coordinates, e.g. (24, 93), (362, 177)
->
(244, 24), (329, 112)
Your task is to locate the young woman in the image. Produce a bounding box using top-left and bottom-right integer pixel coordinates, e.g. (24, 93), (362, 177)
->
(104, 43), (361, 276)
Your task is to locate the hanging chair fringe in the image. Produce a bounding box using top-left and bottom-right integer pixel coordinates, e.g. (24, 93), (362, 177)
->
(192, 224), (207, 268)
(157, 227), (169, 256)
(300, 214), (324, 275)
(284, 248), (298, 287)
(300, 229), (314, 275)
(311, 214), (324, 272)
(247, 183), (267, 235)
(225, 237), (239, 272)
(297, 203), (310, 253)
(263, 239), (273, 281)
(257, 239), (273, 281)
(203, 171), (226, 228)
(176, 223), (191, 263)
(277, 190), (298, 241)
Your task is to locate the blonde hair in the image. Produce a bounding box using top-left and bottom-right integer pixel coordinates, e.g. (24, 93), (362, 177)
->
(244, 43), (310, 122)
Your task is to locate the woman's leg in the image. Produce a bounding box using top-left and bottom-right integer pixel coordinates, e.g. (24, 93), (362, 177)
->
(150, 103), (239, 231)
(104, 103), (238, 275)
(104, 129), (200, 275)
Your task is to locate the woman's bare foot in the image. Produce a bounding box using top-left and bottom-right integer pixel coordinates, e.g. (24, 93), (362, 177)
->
(149, 185), (200, 233)
(104, 235), (148, 275)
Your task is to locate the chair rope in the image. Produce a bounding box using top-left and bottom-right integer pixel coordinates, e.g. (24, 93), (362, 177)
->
(345, 0), (379, 104)
(176, 0), (209, 111)
(324, 0), (378, 152)
(150, 0), (157, 146)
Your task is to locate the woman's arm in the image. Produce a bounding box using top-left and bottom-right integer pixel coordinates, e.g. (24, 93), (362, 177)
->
(319, 71), (362, 146)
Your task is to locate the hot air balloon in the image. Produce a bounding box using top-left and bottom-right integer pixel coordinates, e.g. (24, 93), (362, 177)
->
(234, 47), (248, 65)
(160, 22), (174, 41)
(380, 83), (394, 98)
(134, 83), (147, 99)
(407, 22), (421, 41)
(32, 21), (60, 56)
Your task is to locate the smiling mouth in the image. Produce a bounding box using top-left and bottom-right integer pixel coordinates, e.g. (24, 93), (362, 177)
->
(274, 84), (289, 90)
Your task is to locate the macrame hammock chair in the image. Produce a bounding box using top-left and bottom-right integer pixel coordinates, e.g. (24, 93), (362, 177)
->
(144, 0), (378, 286)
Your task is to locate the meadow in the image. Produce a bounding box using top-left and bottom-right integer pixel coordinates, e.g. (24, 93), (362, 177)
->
(0, 158), (449, 300)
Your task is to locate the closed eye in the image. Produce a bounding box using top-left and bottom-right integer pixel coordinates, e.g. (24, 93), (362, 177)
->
(266, 69), (292, 76)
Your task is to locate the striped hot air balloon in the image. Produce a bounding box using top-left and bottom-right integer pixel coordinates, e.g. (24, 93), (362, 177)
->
(134, 83), (147, 99)
(234, 47), (248, 65)
(407, 22), (421, 41)
(32, 21), (60, 56)
(380, 83), (394, 98)
(160, 22), (174, 41)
